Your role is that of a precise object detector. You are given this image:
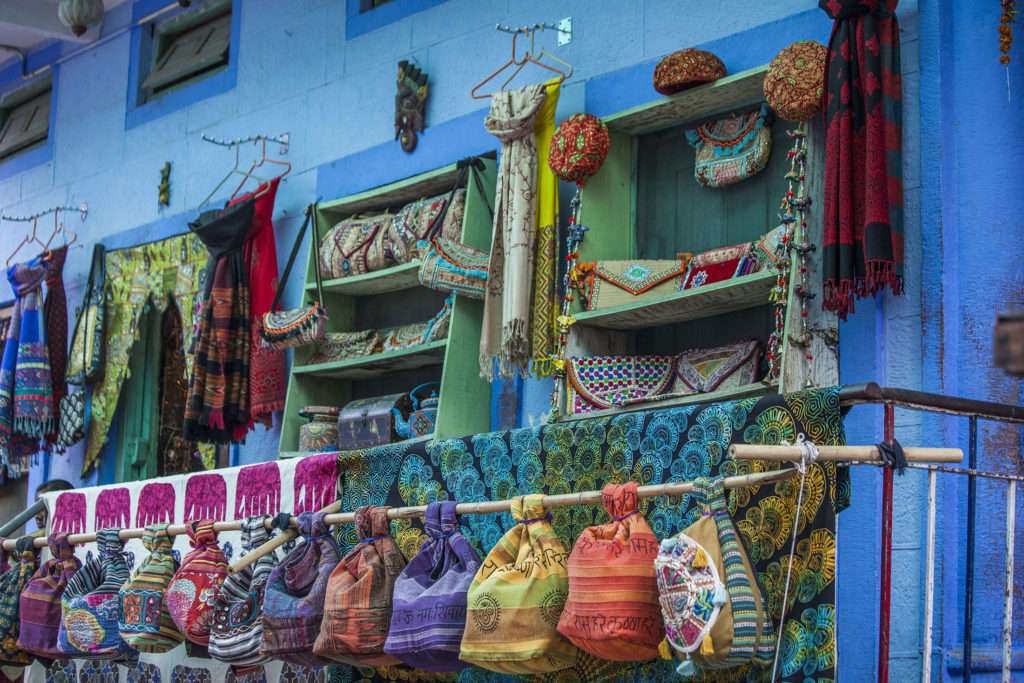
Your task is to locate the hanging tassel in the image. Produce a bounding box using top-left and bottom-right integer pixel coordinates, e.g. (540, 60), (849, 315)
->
(658, 638), (673, 660)
(712, 584), (729, 606)
(676, 658), (697, 677)
(700, 633), (715, 656)
(691, 547), (708, 568)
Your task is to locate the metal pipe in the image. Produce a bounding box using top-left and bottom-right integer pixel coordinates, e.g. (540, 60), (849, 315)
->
(922, 468), (937, 683)
(964, 415), (978, 682)
(1003, 479), (1016, 683)
(838, 382), (1024, 424)
(0, 499), (44, 538)
(878, 402), (894, 683)
(728, 444), (962, 464)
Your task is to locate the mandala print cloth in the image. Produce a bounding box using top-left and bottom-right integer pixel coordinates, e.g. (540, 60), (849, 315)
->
(329, 387), (848, 683)
(84, 233), (211, 474)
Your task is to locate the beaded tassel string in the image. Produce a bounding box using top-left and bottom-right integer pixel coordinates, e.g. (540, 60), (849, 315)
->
(766, 127), (814, 385)
(548, 188), (588, 422)
(1001, 0), (1017, 101)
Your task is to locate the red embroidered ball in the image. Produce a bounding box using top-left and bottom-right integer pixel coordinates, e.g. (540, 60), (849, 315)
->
(548, 113), (610, 186)
(653, 48), (727, 95)
(763, 40), (827, 122)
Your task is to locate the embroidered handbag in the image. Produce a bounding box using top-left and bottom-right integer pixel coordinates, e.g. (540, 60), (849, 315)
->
(118, 524), (184, 653)
(308, 329), (381, 365)
(390, 190), (466, 264)
(417, 157), (493, 300)
(66, 243), (105, 386)
(258, 205), (327, 350)
(460, 495), (578, 673)
(557, 482), (664, 660)
(165, 519), (228, 646)
(663, 477), (775, 675)
(672, 340), (762, 394)
(57, 527), (136, 662)
(313, 505), (405, 666)
(56, 390), (86, 448)
(336, 392), (413, 449)
(384, 501), (481, 672)
(685, 104), (774, 189)
(392, 382), (441, 439)
(566, 355), (676, 415)
(654, 530), (727, 660)
(0, 537), (38, 666)
(261, 511), (341, 668)
(580, 259), (688, 311)
(380, 293), (454, 351)
(319, 213), (396, 279)
(209, 516), (277, 672)
(18, 533), (82, 658)
(682, 257), (746, 290)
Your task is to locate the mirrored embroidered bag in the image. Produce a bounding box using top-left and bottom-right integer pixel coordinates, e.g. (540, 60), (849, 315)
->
(566, 355), (676, 414)
(384, 501), (482, 671)
(672, 340), (762, 394)
(166, 520), (228, 647)
(118, 524), (185, 653)
(685, 104), (774, 189)
(18, 533), (82, 658)
(57, 527), (136, 662)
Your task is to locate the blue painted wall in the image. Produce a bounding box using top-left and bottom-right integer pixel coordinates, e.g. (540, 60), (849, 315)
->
(0, 0), (1019, 679)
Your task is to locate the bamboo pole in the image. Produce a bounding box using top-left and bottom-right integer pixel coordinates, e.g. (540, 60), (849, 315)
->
(728, 444), (963, 464)
(227, 468), (798, 575)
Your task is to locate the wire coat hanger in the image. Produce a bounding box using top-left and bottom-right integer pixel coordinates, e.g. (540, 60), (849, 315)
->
(471, 29), (529, 99)
(42, 209), (78, 255)
(198, 142), (271, 213)
(7, 217), (49, 267)
(472, 25), (571, 99)
(229, 137), (291, 202)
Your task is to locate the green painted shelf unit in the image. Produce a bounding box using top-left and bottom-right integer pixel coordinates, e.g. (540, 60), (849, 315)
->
(562, 65), (838, 418)
(278, 158), (497, 453)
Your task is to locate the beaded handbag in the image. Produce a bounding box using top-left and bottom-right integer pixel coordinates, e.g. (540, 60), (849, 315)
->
(417, 157), (492, 300)
(566, 355), (676, 414)
(685, 104), (773, 189)
(258, 205), (327, 350)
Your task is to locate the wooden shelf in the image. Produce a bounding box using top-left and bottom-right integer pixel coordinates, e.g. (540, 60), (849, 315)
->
(292, 340), (447, 380)
(604, 65), (768, 136)
(574, 270), (775, 330)
(308, 261), (423, 296)
(558, 381), (774, 423)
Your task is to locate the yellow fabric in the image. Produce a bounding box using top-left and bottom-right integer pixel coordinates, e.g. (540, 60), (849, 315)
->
(84, 234), (212, 474)
(530, 81), (560, 374)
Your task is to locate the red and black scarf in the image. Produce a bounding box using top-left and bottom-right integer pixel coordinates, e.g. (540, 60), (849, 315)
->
(819, 0), (904, 320)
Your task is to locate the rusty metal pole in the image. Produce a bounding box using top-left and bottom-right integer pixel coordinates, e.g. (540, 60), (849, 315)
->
(878, 402), (894, 683)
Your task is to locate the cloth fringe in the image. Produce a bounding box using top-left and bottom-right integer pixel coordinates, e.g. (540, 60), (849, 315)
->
(823, 262), (904, 321)
(14, 416), (53, 440)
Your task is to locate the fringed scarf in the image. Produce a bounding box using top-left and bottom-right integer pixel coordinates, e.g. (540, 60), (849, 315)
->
(184, 198), (255, 445)
(0, 260), (53, 474)
(43, 245), (68, 450)
(481, 83), (546, 380)
(820, 0), (904, 321)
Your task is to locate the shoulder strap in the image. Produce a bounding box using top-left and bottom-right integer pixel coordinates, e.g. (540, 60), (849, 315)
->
(425, 156), (492, 242)
(270, 204), (320, 312)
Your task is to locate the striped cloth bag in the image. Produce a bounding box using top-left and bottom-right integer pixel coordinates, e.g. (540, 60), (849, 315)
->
(118, 524), (185, 653)
(18, 533), (81, 658)
(557, 482), (664, 660)
(261, 511), (340, 667)
(0, 537), (38, 666)
(57, 527), (137, 662)
(209, 515), (277, 671)
(384, 501), (482, 672)
(313, 505), (405, 667)
(460, 494), (578, 674)
(667, 476), (775, 676)
(166, 519), (228, 647)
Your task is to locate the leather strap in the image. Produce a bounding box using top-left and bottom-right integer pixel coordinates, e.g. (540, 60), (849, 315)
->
(425, 156), (492, 242)
(270, 203), (322, 312)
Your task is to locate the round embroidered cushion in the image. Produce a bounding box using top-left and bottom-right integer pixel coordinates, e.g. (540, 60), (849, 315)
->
(653, 48), (727, 95)
(548, 113), (610, 186)
(763, 40), (828, 121)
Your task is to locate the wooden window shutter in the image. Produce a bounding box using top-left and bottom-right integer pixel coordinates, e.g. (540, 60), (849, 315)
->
(0, 91), (51, 159)
(142, 11), (231, 93)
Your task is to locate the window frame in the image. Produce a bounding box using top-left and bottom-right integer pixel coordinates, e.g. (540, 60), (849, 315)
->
(344, 0), (450, 40)
(126, 0), (240, 131)
(0, 42), (59, 181)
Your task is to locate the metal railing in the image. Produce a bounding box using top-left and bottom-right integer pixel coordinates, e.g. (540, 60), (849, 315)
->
(838, 382), (1023, 682)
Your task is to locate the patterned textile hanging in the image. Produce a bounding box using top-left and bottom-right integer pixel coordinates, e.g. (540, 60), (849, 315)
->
(42, 245), (68, 450)
(530, 81), (560, 375)
(819, 0), (904, 320)
(183, 198), (256, 444)
(158, 301), (200, 476)
(84, 233), (209, 474)
(480, 83), (546, 380)
(229, 177), (286, 429)
(0, 260), (53, 475)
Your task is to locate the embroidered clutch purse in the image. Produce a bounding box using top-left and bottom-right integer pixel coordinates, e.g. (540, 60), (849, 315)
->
(582, 259), (688, 311)
(319, 213), (396, 279)
(566, 355), (676, 415)
(308, 329), (381, 364)
(391, 190), (466, 264)
(671, 340), (762, 394)
(685, 104), (773, 189)
(381, 294), (453, 352)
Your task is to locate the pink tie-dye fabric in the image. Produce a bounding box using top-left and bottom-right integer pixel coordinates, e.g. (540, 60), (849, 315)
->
(235, 462), (281, 518)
